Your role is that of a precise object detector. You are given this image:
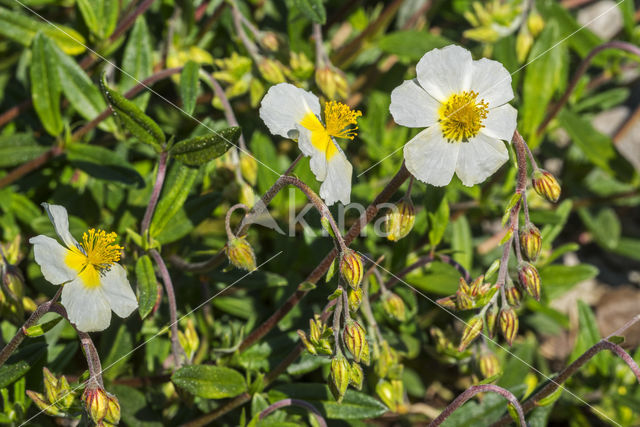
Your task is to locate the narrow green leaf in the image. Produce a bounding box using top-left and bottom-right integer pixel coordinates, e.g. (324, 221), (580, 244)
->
(121, 16), (153, 110)
(451, 214), (472, 271)
(149, 163), (198, 236)
(0, 343), (47, 388)
(0, 133), (46, 167)
(172, 365), (247, 399)
(30, 32), (63, 136)
(292, 0), (326, 24)
(135, 255), (157, 320)
(24, 316), (63, 337)
(100, 323), (134, 380)
(76, 0), (99, 36)
(100, 0), (119, 39)
(428, 195), (449, 248)
(578, 207), (621, 251)
(100, 75), (165, 151)
(378, 31), (451, 61)
(180, 60), (200, 115)
(170, 128), (238, 166)
(539, 264), (599, 299)
(66, 143), (144, 186)
(570, 301), (608, 375)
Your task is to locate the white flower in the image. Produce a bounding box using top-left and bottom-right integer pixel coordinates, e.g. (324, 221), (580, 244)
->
(259, 83), (361, 206)
(390, 45), (517, 187)
(29, 203), (138, 332)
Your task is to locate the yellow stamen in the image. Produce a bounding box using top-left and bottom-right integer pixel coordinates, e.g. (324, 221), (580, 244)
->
(65, 229), (123, 288)
(438, 91), (489, 142)
(323, 101), (362, 140)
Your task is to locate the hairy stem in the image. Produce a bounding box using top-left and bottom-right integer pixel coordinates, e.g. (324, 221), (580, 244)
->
(225, 203), (249, 241)
(259, 399), (327, 427)
(141, 151), (169, 236)
(230, 2), (261, 62)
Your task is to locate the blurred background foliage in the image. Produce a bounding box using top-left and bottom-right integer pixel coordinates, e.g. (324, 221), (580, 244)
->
(1, 0), (640, 425)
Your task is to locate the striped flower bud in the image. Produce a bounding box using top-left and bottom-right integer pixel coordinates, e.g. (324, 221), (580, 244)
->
(349, 361), (364, 390)
(104, 393), (121, 425)
(505, 282), (522, 307)
(82, 387), (109, 425)
(520, 224), (542, 261)
(458, 316), (483, 352)
(532, 169), (561, 203)
(56, 375), (74, 410)
(348, 287), (363, 312)
(329, 354), (351, 402)
(26, 390), (61, 416)
(486, 304), (498, 338)
(339, 249), (363, 289)
(518, 262), (541, 301)
(479, 352), (500, 378)
(43, 367), (58, 404)
(297, 330), (317, 355)
(436, 295), (457, 310)
(344, 320), (369, 364)
(382, 292), (406, 321)
(500, 307), (519, 346)
(384, 198), (416, 242)
(225, 236), (256, 271)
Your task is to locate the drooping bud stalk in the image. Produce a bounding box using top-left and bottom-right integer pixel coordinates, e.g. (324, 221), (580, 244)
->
(329, 353), (351, 402)
(384, 198), (416, 242)
(82, 387), (109, 425)
(104, 393), (121, 425)
(458, 316), (483, 352)
(348, 287), (363, 312)
(505, 282), (522, 307)
(343, 320), (369, 364)
(349, 361), (364, 390)
(518, 262), (541, 301)
(486, 304), (498, 338)
(225, 236), (256, 271)
(381, 292), (406, 321)
(339, 249), (363, 289)
(478, 352), (501, 378)
(519, 224), (542, 261)
(532, 169), (561, 203)
(499, 307), (519, 346)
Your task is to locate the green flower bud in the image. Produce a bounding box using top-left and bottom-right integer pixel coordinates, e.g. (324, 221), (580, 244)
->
(436, 295), (457, 310)
(348, 287), (363, 312)
(26, 390), (61, 416)
(458, 316), (483, 352)
(500, 307), (519, 346)
(486, 304), (498, 338)
(297, 330), (317, 355)
(527, 11), (545, 37)
(478, 352), (500, 378)
(376, 379), (396, 412)
(178, 319), (200, 362)
(329, 354), (350, 402)
(339, 249), (363, 289)
(516, 26), (533, 63)
(343, 320), (369, 364)
(104, 393), (121, 425)
(382, 292), (406, 321)
(375, 340), (398, 379)
(82, 387), (109, 425)
(315, 66), (348, 100)
(384, 199), (416, 242)
(56, 375), (75, 410)
(532, 169), (561, 203)
(289, 52), (314, 81)
(239, 152), (258, 186)
(349, 361), (364, 390)
(43, 367), (58, 404)
(518, 262), (541, 301)
(505, 282), (522, 307)
(258, 58), (287, 84)
(225, 236), (256, 271)
(260, 31), (279, 51)
(520, 224), (542, 261)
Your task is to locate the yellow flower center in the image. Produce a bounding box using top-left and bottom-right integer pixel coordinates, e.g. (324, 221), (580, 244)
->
(323, 101), (362, 140)
(65, 229), (122, 288)
(438, 91), (489, 142)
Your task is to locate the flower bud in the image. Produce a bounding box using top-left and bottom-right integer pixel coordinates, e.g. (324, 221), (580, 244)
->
(343, 320), (369, 364)
(348, 287), (363, 312)
(505, 282), (522, 307)
(56, 375), (75, 410)
(500, 307), (519, 346)
(478, 352), (500, 378)
(315, 66), (348, 100)
(458, 316), (483, 352)
(260, 31), (279, 51)
(527, 11), (545, 37)
(486, 304), (498, 338)
(436, 295), (457, 310)
(349, 361), (364, 390)
(258, 58), (287, 84)
(297, 330), (317, 355)
(309, 316), (323, 345)
(456, 289), (474, 310)
(382, 292), (406, 321)
(532, 169), (561, 203)
(239, 152), (258, 186)
(104, 393), (121, 425)
(376, 379), (396, 412)
(518, 262), (541, 301)
(43, 367), (58, 404)
(289, 52), (314, 81)
(329, 354), (350, 402)
(519, 224), (542, 261)
(516, 27), (533, 63)
(82, 387), (109, 424)
(26, 390), (61, 416)
(178, 318), (200, 362)
(339, 249), (363, 289)
(239, 182), (255, 209)
(225, 236), (256, 271)
(384, 199), (415, 242)
(376, 340), (398, 379)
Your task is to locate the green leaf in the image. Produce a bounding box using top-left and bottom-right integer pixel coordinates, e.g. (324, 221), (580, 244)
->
(30, 32), (63, 136)
(570, 301), (607, 375)
(66, 143), (144, 186)
(578, 208), (621, 251)
(77, 0), (118, 39)
(52, 42), (115, 132)
(76, 0), (99, 36)
(428, 195), (449, 248)
(497, 336), (536, 389)
(557, 109), (634, 181)
(121, 16), (153, 110)
(135, 255), (157, 320)
(24, 316), (63, 337)
(172, 365), (247, 399)
(180, 61), (200, 115)
(170, 128), (238, 166)
(405, 261), (460, 295)
(619, 0), (635, 36)
(100, 75), (165, 151)
(100, 323), (134, 380)
(111, 385), (163, 427)
(149, 163), (198, 236)
(539, 264), (599, 300)
(451, 215), (472, 271)
(378, 31), (451, 61)
(0, 133), (47, 167)
(0, 343), (47, 388)
(269, 383), (388, 419)
(292, 0), (326, 24)
(613, 237), (640, 261)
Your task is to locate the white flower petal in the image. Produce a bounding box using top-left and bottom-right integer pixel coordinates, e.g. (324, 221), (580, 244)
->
(61, 279), (111, 332)
(416, 45), (473, 102)
(101, 264), (138, 318)
(471, 58), (514, 107)
(390, 79), (440, 128)
(482, 104), (517, 142)
(29, 235), (77, 285)
(296, 126), (328, 181)
(455, 133), (509, 186)
(319, 145), (352, 206)
(403, 127), (460, 186)
(259, 83), (321, 139)
(42, 203), (79, 249)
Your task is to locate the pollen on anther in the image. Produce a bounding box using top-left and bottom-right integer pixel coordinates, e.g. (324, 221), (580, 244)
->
(438, 90), (489, 142)
(323, 101), (362, 140)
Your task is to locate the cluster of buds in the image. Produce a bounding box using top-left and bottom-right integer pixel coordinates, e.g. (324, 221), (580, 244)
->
(436, 276), (497, 311)
(297, 315), (333, 355)
(384, 198), (416, 242)
(381, 292), (406, 321)
(82, 386), (120, 426)
(329, 352), (364, 402)
(339, 249), (363, 289)
(26, 368), (76, 417)
(178, 318), (200, 362)
(225, 236), (256, 271)
(532, 169), (561, 203)
(288, 52), (314, 81)
(463, 0), (523, 44)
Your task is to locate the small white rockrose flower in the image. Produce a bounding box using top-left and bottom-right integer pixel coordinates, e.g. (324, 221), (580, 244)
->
(29, 203), (138, 332)
(259, 83), (361, 206)
(390, 45), (518, 187)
